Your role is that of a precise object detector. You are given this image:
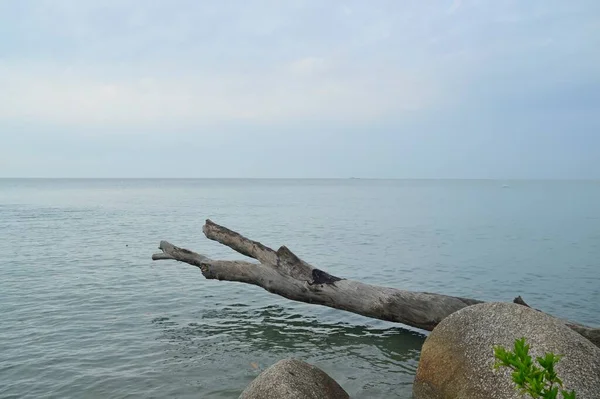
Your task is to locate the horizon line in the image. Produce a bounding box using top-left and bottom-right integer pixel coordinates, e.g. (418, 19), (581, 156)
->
(1, 177), (599, 181)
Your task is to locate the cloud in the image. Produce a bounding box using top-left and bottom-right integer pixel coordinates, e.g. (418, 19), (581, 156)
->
(288, 57), (328, 76)
(0, 60), (439, 129)
(448, 0), (462, 14)
(1, 0), (599, 177)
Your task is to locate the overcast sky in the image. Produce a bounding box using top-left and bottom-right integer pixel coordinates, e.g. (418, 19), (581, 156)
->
(1, 0), (599, 178)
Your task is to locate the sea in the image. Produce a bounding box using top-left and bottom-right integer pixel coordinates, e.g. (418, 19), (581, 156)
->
(1, 179), (599, 398)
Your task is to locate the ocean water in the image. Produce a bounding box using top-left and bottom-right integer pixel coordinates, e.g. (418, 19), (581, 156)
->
(1, 179), (599, 398)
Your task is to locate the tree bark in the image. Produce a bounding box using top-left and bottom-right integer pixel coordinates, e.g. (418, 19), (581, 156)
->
(152, 219), (600, 348)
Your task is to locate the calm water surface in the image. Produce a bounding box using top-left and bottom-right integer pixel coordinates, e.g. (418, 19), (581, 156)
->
(1, 179), (599, 398)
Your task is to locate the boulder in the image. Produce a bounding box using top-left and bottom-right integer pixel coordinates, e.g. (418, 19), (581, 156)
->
(413, 302), (600, 399)
(239, 358), (349, 399)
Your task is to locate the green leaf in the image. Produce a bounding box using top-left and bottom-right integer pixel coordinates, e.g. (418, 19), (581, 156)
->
(546, 385), (559, 399)
(492, 338), (577, 399)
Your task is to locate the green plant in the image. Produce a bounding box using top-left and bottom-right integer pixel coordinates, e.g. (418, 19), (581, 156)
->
(493, 338), (576, 399)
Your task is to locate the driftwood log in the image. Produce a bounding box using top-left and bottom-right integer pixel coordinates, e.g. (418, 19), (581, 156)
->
(152, 219), (600, 348)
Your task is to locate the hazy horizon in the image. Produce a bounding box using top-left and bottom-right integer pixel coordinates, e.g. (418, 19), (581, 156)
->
(2, 177), (599, 181)
(1, 1), (599, 179)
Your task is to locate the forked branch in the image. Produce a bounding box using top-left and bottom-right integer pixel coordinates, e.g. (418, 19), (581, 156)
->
(152, 220), (599, 347)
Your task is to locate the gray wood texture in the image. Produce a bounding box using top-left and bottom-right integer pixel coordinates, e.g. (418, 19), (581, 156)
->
(152, 220), (599, 347)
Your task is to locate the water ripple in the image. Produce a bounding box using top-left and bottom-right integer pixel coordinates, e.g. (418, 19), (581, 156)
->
(1, 179), (599, 398)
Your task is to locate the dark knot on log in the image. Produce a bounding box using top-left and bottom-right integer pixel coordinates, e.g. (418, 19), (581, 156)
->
(309, 268), (343, 286)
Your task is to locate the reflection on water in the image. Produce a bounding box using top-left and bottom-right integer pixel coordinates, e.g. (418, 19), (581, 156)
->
(152, 305), (424, 398)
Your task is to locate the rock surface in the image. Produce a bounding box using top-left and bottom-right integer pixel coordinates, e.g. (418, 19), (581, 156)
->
(413, 302), (600, 399)
(239, 358), (349, 399)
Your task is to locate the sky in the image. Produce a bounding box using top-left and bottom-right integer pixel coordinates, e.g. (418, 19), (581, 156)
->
(0, 0), (599, 178)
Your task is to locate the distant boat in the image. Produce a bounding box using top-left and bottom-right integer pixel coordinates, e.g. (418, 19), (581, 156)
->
(502, 184), (510, 188)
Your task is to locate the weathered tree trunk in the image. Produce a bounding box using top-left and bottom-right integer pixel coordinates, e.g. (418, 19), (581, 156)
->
(152, 219), (600, 348)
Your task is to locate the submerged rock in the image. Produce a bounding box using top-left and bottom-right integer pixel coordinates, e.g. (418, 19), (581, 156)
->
(413, 302), (600, 399)
(239, 358), (349, 399)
